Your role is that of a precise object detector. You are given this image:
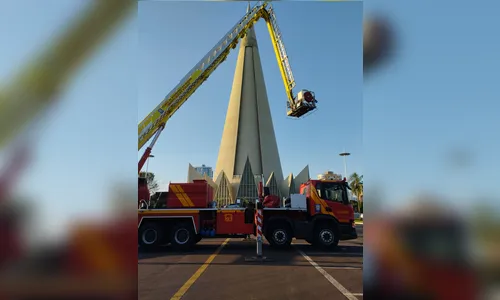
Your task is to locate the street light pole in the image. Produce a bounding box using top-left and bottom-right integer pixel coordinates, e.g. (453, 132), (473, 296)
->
(339, 151), (351, 179)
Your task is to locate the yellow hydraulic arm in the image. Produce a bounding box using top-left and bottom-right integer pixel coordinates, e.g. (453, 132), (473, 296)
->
(138, 1), (318, 153)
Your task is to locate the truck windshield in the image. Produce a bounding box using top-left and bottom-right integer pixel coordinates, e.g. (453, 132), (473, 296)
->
(316, 182), (348, 204)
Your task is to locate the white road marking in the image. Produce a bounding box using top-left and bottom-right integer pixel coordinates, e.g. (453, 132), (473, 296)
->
(350, 293), (363, 296)
(296, 248), (360, 300)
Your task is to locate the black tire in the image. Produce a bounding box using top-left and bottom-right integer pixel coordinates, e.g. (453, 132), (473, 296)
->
(139, 223), (163, 248)
(170, 223), (196, 250)
(313, 223), (340, 250)
(267, 222), (292, 249)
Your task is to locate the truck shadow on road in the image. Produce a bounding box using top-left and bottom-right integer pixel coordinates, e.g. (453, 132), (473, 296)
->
(138, 241), (363, 268)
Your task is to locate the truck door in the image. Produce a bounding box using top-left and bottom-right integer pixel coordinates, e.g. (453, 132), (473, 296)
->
(315, 181), (353, 223)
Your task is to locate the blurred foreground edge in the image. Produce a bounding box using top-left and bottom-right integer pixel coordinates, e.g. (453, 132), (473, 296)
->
(364, 201), (481, 300)
(0, 0), (137, 299)
(0, 217), (137, 299)
(363, 16), (395, 75)
(0, 276), (133, 299)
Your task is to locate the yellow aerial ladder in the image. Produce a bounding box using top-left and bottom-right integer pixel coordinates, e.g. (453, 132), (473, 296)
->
(138, 1), (318, 172)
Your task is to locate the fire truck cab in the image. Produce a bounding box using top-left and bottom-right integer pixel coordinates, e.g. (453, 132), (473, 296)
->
(298, 179), (358, 244)
(138, 178), (357, 250)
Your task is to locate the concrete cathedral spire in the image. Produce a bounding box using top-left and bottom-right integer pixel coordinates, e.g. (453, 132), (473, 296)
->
(214, 22), (284, 185)
(187, 5), (310, 205)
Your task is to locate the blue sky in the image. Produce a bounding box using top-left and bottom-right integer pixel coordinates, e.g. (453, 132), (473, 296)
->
(138, 1), (363, 189)
(362, 0), (500, 209)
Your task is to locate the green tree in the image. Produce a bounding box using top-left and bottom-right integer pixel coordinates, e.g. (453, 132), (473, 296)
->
(348, 172), (363, 211)
(139, 171), (159, 194)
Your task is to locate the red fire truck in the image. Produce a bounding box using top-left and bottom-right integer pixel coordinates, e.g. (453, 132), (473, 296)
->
(137, 2), (356, 251)
(138, 177), (357, 250)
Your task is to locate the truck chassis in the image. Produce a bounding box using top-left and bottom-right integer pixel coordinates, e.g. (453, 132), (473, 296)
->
(138, 206), (357, 251)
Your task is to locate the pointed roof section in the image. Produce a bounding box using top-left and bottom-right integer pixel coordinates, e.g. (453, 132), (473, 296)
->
(187, 163), (203, 182)
(295, 165), (310, 188)
(214, 171), (234, 207)
(266, 172), (282, 200)
(203, 175), (217, 189)
(237, 157), (258, 200)
(285, 172), (296, 195)
(187, 163), (217, 188)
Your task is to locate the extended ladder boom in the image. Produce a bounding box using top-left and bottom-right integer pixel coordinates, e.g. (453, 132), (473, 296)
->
(261, 6), (295, 103)
(138, 2), (317, 154)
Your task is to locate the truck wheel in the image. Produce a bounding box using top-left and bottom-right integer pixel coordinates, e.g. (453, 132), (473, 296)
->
(314, 224), (340, 250)
(170, 223), (195, 250)
(139, 223), (163, 248)
(267, 223), (292, 249)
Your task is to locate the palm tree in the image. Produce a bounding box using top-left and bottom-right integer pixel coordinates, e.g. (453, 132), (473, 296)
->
(349, 172), (363, 208)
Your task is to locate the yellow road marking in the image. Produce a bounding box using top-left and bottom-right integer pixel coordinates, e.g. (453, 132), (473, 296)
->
(170, 238), (230, 300)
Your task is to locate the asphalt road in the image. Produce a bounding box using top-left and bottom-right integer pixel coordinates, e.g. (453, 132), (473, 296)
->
(139, 225), (363, 300)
